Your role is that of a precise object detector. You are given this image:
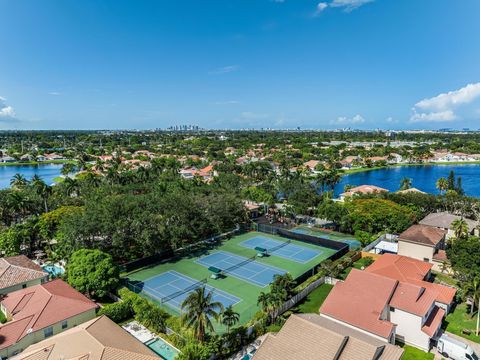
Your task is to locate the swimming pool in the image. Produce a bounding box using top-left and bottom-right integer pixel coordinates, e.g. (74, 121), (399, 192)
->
(145, 337), (179, 360)
(42, 264), (65, 277)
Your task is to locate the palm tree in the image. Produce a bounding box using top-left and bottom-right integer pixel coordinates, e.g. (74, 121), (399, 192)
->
(181, 287), (224, 342)
(451, 218), (469, 240)
(436, 177), (448, 194)
(10, 173), (28, 189)
(63, 177), (79, 197)
(257, 291), (273, 313)
(31, 176), (51, 213)
(399, 177), (412, 190)
(221, 305), (240, 333)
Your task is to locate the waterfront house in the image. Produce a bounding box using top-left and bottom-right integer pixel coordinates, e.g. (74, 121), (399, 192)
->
(1, 156), (16, 163)
(0, 255), (48, 295)
(253, 313), (404, 360)
(320, 265), (452, 351)
(10, 315), (159, 360)
(0, 279), (98, 358)
(339, 185), (389, 201)
(397, 224), (447, 271)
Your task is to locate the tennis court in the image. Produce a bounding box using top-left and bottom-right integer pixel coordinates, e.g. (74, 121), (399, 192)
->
(291, 226), (361, 249)
(139, 270), (241, 311)
(239, 236), (322, 263)
(196, 250), (286, 287)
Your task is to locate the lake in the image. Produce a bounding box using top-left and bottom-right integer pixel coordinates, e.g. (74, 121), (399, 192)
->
(0, 164), (63, 189)
(335, 164), (480, 197)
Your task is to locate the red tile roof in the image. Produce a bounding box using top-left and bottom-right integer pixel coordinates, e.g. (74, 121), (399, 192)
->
(0, 256), (47, 291)
(341, 185), (389, 197)
(421, 306), (445, 337)
(320, 269), (397, 339)
(365, 254), (456, 305)
(398, 224), (446, 247)
(389, 282), (437, 316)
(0, 279), (98, 350)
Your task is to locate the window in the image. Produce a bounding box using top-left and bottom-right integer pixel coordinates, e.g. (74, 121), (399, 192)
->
(44, 327), (53, 338)
(22, 284), (27, 289)
(62, 320), (68, 329)
(423, 258), (430, 262)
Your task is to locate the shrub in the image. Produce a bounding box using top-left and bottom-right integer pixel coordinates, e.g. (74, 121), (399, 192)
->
(98, 301), (132, 323)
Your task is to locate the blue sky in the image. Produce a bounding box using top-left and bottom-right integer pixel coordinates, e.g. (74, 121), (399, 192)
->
(1, 0), (480, 130)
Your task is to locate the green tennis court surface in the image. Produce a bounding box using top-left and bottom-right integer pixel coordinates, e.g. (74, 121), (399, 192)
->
(122, 231), (337, 330)
(291, 226), (361, 249)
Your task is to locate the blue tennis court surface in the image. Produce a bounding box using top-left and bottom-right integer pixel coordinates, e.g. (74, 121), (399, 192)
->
(140, 270), (241, 311)
(196, 251), (286, 287)
(240, 236), (322, 264)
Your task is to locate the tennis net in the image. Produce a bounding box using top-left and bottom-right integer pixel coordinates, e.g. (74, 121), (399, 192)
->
(268, 239), (291, 253)
(223, 255), (257, 274)
(160, 278), (208, 304)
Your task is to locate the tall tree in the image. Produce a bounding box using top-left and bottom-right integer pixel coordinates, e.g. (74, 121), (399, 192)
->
(451, 218), (469, 240)
(181, 287), (224, 342)
(221, 305), (240, 333)
(436, 177), (448, 194)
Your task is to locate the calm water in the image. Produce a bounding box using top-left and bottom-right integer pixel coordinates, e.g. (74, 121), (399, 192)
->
(335, 164), (480, 197)
(0, 164), (63, 189)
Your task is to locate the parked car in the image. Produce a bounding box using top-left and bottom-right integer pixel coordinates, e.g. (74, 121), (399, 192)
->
(437, 334), (478, 360)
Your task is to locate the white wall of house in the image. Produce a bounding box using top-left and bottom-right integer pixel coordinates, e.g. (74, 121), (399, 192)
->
(0, 308), (96, 358)
(397, 241), (434, 263)
(0, 276), (48, 296)
(390, 307), (431, 351)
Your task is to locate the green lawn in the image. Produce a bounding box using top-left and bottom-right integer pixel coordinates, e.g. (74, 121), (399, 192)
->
(445, 303), (480, 343)
(398, 344), (434, 360)
(293, 283), (333, 314)
(123, 231), (338, 330)
(432, 271), (458, 287)
(339, 256), (375, 280)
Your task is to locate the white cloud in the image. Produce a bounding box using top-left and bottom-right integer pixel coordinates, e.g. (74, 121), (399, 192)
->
(48, 91), (62, 96)
(314, 2), (328, 15)
(316, 0), (373, 14)
(410, 82), (480, 123)
(0, 96), (17, 120)
(331, 114), (365, 125)
(209, 65), (239, 75)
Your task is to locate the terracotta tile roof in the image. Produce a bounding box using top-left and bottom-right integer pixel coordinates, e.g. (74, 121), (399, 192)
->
(0, 256), (47, 291)
(341, 185), (389, 197)
(398, 224), (446, 247)
(421, 306), (445, 337)
(389, 282), (437, 316)
(320, 269), (397, 339)
(11, 316), (159, 360)
(366, 254), (431, 282)
(253, 314), (403, 360)
(0, 279), (98, 350)
(433, 250), (448, 262)
(365, 254), (456, 305)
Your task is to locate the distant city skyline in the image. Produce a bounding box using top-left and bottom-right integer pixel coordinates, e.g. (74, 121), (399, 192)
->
(1, 0), (479, 130)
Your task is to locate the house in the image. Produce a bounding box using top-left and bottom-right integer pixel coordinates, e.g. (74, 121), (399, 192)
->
(43, 153), (65, 161)
(396, 187), (426, 195)
(11, 315), (159, 360)
(253, 313), (404, 360)
(419, 212), (479, 239)
(1, 156), (16, 163)
(0, 279), (98, 358)
(339, 185), (389, 201)
(0, 256), (48, 295)
(320, 266), (452, 351)
(244, 201), (261, 219)
(303, 160), (321, 174)
(365, 254), (456, 312)
(340, 156), (360, 169)
(397, 224), (447, 271)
